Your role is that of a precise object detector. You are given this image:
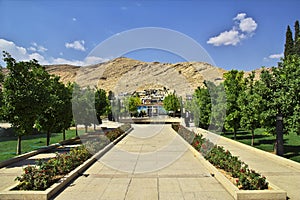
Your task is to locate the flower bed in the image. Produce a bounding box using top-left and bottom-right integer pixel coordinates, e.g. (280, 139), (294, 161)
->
(172, 125), (287, 199)
(14, 124), (131, 191)
(15, 146), (90, 191)
(174, 125), (268, 190)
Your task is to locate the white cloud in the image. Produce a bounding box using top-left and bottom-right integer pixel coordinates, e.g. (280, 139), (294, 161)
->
(48, 56), (109, 66)
(28, 42), (48, 53)
(72, 17), (77, 21)
(0, 38), (108, 67)
(0, 38), (30, 61)
(65, 40), (86, 51)
(233, 13), (247, 21)
(239, 17), (257, 33)
(84, 56), (109, 65)
(207, 30), (240, 46)
(207, 13), (258, 46)
(269, 53), (283, 59)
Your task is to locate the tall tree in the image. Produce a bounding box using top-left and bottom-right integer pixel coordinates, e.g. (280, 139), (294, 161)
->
(223, 70), (245, 140)
(294, 20), (300, 56)
(238, 71), (262, 146)
(35, 76), (72, 145)
(284, 25), (294, 58)
(192, 81), (211, 129)
(2, 53), (50, 154)
(210, 82), (227, 132)
(95, 88), (109, 124)
(60, 82), (73, 140)
(163, 93), (180, 117)
(72, 85), (95, 133)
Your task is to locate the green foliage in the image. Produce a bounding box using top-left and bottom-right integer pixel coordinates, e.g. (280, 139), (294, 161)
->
(163, 93), (180, 116)
(2, 53), (52, 154)
(95, 88), (109, 123)
(172, 125), (268, 190)
(205, 146), (268, 190)
(238, 71), (262, 146)
(15, 146), (91, 191)
(72, 84), (96, 132)
(284, 25), (294, 58)
(126, 96), (141, 116)
(223, 70), (245, 139)
(192, 82), (211, 129)
(284, 20), (300, 58)
(294, 20), (300, 56)
(35, 76), (72, 146)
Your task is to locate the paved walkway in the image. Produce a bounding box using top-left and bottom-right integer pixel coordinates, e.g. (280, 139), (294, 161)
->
(195, 128), (300, 200)
(54, 124), (233, 200)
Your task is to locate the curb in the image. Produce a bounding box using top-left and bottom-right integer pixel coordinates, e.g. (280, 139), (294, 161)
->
(195, 128), (300, 171)
(0, 127), (133, 200)
(176, 127), (287, 200)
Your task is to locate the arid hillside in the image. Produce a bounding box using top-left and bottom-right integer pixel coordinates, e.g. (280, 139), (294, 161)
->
(44, 57), (226, 98)
(2, 57), (269, 97)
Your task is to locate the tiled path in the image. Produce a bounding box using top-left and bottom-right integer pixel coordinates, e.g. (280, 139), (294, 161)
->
(54, 124), (233, 200)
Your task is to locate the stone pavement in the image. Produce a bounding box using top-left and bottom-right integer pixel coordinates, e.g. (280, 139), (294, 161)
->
(53, 124), (233, 200)
(196, 128), (300, 200)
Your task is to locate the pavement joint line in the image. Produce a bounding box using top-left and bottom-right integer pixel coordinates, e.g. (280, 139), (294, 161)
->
(157, 177), (160, 200)
(124, 177), (132, 200)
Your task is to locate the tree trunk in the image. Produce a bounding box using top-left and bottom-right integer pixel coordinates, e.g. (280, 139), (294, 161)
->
(63, 129), (66, 141)
(75, 125), (78, 136)
(233, 128), (237, 140)
(85, 125), (88, 133)
(16, 135), (22, 155)
(251, 129), (254, 146)
(46, 131), (51, 146)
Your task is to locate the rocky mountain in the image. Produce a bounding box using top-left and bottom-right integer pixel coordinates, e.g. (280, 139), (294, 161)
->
(44, 57), (226, 98)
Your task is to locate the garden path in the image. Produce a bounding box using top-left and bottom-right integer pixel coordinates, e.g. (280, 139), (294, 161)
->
(54, 124), (233, 200)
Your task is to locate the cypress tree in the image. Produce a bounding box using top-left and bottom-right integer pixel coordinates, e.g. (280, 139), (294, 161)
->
(284, 25), (294, 58)
(294, 20), (300, 56)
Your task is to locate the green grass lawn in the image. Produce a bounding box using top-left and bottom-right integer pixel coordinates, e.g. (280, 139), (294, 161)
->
(0, 129), (84, 162)
(221, 128), (300, 163)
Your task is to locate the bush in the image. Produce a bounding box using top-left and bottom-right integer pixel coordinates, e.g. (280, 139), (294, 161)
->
(172, 125), (269, 190)
(105, 123), (131, 142)
(15, 146), (91, 191)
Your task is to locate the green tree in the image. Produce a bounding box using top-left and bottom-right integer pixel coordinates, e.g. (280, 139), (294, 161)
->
(126, 96), (141, 117)
(284, 25), (294, 58)
(2, 53), (50, 154)
(60, 82), (73, 140)
(0, 65), (4, 121)
(95, 88), (109, 124)
(238, 71), (262, 146)
(223, 70), (245, 140)
(163, 93), (180, 117)
(192, 82), (211, 129)
(294, 20), (300, 56)
(209, 82), (227, 132)
(35, 77), (73, 145)
(72, 84), (95, 133)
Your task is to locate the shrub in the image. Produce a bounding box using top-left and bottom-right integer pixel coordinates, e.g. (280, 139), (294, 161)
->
(172, 125), (269, 190)
(15, 146), (91, 191)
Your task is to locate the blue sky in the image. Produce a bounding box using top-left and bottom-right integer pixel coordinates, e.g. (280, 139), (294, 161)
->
(0, 0), (300, 71)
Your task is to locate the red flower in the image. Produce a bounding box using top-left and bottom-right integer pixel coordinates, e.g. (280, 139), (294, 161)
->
(236, 179), (239, 183)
